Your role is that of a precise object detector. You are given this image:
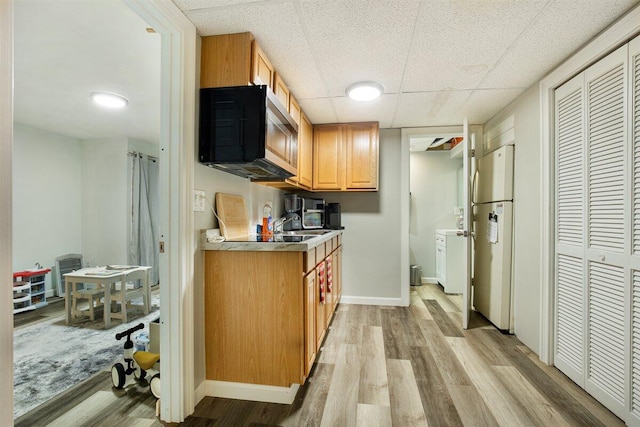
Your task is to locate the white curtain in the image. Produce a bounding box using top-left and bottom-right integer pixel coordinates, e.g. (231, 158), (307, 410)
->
(128, 153), (159, 285)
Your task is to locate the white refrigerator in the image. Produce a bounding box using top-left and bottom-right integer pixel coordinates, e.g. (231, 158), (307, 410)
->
(473, 144), (514, 331)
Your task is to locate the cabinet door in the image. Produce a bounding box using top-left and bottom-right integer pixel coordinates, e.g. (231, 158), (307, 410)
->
(296, 113), (313, 189)
(200, 33), (253, 88)
(313, 125), (342, 190)
(251, 40), (274, 88)
(345, 122), (379, 190)
(304, 271), (316, 378)
(273, 73), (290, 112)
(315, 262), (327, 350)
(289, 95), (301, 126)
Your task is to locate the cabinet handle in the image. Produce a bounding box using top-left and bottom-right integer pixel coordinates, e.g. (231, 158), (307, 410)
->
(599, 255), (606, 262)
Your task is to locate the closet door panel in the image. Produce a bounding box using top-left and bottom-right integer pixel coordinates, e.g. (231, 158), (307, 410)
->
(554, 74), (586, 384)
(585, 46), (627, 254)
(630, 34), (640, 423)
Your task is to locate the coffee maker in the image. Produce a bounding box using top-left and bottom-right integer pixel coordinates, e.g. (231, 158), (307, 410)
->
(283, 194), (302, 231)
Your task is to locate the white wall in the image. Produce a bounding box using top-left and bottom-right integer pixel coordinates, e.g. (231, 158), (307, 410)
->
(316, 128), (403, 302)
(12, 123), (83, 292)
(192, 163), (285, 386)
(409, 151), (461, 277)
(81, 137), (129, 267)
(483, 84), (541, 353)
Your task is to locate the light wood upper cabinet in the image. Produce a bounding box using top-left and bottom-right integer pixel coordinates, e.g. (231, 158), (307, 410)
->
(200, 32), (274, 89)
(251, 41), (274, 87)
(296, 112), (313, 189)
(313, 122), (379, 191)
(313, 125), (343, 190)
(289, 95), (301, 126)
(273, 73), (290, 112)
(345, 122), (379, 190)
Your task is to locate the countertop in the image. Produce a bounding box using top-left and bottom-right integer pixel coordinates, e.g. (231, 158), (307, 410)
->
(200, 229), (343, 252)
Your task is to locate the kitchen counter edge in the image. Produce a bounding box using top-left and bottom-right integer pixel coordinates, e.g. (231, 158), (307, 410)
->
(200, 230), (343, 252)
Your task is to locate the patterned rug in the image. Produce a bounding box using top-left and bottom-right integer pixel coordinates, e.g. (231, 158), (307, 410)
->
(13, 297), (160, 418)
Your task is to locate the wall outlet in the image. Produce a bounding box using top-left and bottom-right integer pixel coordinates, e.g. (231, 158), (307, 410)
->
(193, 190), (205, 212)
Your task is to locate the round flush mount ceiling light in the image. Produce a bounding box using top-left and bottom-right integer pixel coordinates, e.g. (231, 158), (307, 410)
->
(345, 81), (384, 101)
(90, 91), (129, 109)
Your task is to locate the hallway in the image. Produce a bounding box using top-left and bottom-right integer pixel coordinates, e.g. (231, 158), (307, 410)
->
(15, 284), (622, 426)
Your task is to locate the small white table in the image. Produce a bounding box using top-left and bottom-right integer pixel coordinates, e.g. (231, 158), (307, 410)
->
(64, 266), (150, 328)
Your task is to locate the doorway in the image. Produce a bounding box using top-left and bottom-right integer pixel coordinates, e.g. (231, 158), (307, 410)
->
(11, 0), (162, 419)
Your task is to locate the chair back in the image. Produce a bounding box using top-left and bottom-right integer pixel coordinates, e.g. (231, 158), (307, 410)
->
(55, 253), (83, 297)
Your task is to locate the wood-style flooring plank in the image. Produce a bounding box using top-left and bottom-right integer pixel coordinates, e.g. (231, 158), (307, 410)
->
(446, 384), (499, 427)
(418, 319), (472, 386)
(517, 345), (625, 427)
(320, 344), (360, 427)
(423, 299), (464, 337)
(409, 346), (464, 426)
(483, 329), (608, 426)
(410, 293), (434, 320)
(317, 308), (346, 364)
(281, 362), (334, 427)
(446, 336), (534, 426)
(416, 284), (460, 313)
(356, 403), (392, 427)
(492, 365), (571, 427)
(386, 359), (428, 427)
(46, 390), (121, 427)
(380, 307), (412, 360)
(358, 326), (390, 406)
(463, 327), (512, 367)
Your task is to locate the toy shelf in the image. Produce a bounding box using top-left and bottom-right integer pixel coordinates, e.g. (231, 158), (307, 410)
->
(13, 268), (51, 314)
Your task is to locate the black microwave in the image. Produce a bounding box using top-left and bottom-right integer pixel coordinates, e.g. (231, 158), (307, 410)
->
(199, 85), (298, 180)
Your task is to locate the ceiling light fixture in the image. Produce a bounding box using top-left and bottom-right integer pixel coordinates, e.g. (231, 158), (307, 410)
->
(345, 81), (384, 101)
(90, 91), (129, 109)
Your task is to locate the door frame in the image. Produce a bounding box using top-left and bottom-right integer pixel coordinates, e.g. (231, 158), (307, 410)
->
(400, 125), (482, 309)
(1, 0), (14, 424)
(1, 0), (198, 423)
(538, 4), (640, 366)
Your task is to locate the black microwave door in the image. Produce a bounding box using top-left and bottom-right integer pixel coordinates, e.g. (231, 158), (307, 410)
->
(199, 86), (266, 164)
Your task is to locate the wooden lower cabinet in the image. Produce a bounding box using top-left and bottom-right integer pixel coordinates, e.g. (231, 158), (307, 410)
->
(204, 242), (342, 388)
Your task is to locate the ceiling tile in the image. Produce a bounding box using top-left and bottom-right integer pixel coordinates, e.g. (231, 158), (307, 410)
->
(392, 91), (472, 128)
(455, 88), (525, 125)
(172, 0), (264, 12)
(297, 98), (338, 124)
(332, 94), (398, 128)
(479, 0), (640, 89)
(295, 0), (421, 97)
(402, 0), (547, 92)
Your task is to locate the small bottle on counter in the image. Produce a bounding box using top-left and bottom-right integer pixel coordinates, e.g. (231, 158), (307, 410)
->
(262, 203), (272, 236)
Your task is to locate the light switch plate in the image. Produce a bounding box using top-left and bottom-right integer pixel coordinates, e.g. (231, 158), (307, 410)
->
(193, 190), (205, 212)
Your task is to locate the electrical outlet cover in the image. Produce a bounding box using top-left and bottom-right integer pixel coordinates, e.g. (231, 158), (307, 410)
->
(194, 190), (205, 212)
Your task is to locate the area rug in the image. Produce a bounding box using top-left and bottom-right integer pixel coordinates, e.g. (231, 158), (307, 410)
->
(13, 297), (160, 418)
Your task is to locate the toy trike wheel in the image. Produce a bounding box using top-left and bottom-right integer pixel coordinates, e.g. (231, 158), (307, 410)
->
(134, 365), (146, 381)
(111, 363), (126, 389)
(149, 373), (161, 399)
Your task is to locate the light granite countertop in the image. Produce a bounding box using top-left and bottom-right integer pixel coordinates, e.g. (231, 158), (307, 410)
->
(200, 229), (343, 252)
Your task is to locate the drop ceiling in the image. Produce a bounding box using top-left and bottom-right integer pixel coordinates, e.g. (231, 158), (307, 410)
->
(13, 0), (640, 142)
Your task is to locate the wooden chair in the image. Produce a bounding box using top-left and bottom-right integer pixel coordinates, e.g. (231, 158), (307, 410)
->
(109, 267), (150, 323)
(55, 253), (104, 321)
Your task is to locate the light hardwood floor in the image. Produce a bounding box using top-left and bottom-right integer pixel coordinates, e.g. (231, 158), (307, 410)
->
(15, 284), (623, 426)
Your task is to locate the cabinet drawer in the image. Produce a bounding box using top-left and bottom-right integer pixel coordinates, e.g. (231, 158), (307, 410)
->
(304, 248), (316, 273)
(315, 242), (326, 263)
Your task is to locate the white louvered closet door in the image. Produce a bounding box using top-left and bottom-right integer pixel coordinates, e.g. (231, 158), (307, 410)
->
(554, 73), (586, 387)
(630, 34), (640, 425)
(583, 44), (628, 416)
(555, 42), (631, 422)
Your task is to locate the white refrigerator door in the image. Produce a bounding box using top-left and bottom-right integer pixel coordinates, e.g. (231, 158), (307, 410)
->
(473, 201), (513, 330)
(476, 144), (514, 204)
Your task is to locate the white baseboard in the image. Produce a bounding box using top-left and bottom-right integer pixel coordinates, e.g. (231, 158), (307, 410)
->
(339, 295), (404, 306)
(195, 380), (206, 406)
(422, 277), (438, 284)
(204, 380), (299, 404)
